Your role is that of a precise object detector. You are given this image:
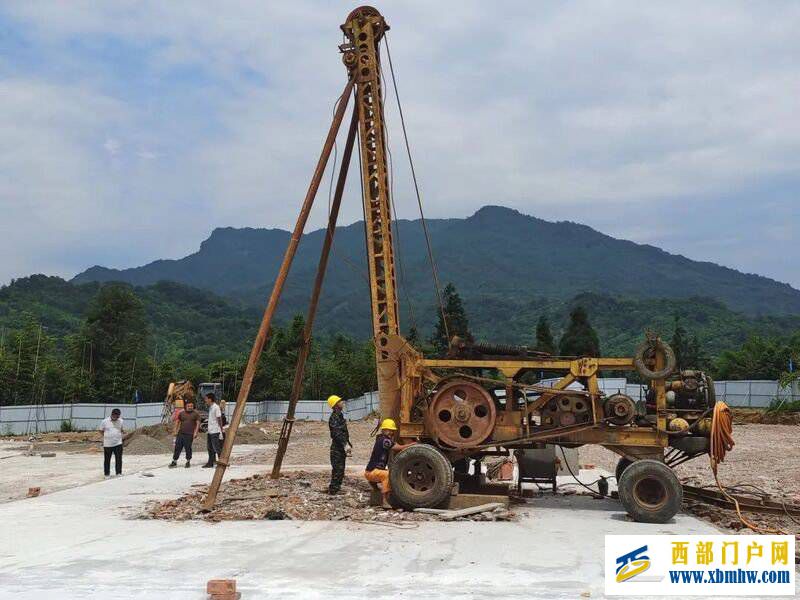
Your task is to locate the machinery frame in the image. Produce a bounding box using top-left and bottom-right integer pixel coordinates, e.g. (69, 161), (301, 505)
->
(205, 7), (713, 524)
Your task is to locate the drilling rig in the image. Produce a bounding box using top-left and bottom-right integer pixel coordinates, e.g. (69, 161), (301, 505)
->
(205, 6), (721, 524)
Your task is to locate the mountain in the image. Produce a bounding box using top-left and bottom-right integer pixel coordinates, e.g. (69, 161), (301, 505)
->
(73, 206), (800, 341)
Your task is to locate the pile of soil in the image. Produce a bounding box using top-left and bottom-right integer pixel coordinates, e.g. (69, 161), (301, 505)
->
(123, 424), (182, 456)
(143, 470), (515, 523)
(122, 421), (280, 456)
(234, 422), (280, 444)
(124, 434), (172, 455)
(731, 408), (800, 425)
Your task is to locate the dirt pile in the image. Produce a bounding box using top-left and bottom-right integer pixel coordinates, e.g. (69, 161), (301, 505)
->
(129, 423), (176, 443)
(234, 422), (280, 444)
(731, 408), (800, 425)
(125, 435), (172, 455)
(123, 424), (177, 455)
(128, 421), (277, 448)
(143, 470), (515, 523)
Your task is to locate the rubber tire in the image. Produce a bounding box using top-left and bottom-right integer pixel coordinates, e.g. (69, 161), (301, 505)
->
(618, 459), (682, 523)
(615, 457), (633, 483)
(389, 443), (454, 510)
(634, 339), (677, 380)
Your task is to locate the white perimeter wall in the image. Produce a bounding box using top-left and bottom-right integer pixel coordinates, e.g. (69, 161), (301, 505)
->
(2, 379), (797, 436)
(0, 391), (380, 436)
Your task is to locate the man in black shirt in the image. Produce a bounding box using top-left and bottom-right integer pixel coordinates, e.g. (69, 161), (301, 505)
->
(327, 395), (352, 494)
(364, 418), (415, 508)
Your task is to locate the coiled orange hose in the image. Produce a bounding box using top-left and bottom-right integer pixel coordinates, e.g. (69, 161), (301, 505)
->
(710, 401), (735, 474)
(709, 401), (786, 534)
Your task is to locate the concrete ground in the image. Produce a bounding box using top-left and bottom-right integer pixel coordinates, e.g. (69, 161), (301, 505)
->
(0, 441), (741, 600)
(0, 441), (276, 503)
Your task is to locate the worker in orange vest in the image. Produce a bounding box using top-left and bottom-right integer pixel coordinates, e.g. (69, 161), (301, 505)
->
(364, 418), (415, 508)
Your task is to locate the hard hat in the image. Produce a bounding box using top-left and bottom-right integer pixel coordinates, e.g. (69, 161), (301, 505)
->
(327, 395), (343, 408)
(380, 418), (398, 431)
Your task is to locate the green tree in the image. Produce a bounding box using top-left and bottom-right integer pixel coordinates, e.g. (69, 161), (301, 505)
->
(430, 283), (472, 354)
(74, 284), (149, 402)
(559, 306), (600, 357)
(0, 313), (70, 405)
(684, 335), (709, 371)
(670, 316), (689, 369)
(534, 315), (556, 355)
(714, 335), (791, 380)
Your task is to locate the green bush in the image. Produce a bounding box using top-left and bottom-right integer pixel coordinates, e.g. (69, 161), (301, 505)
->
(766, 398), (800, 413)
(60, 420), (75, 432)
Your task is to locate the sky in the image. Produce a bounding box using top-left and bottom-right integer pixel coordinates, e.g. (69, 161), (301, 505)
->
(0, 1), (798, 288)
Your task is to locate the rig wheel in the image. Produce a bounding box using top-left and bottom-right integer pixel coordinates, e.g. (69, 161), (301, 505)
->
(389, 443), (453, 509)
(618, 459), (682, 523)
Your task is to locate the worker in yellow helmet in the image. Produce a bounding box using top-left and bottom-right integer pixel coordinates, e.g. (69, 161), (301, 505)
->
(364, 418), (415, 508)
(327, 394), (352, 494)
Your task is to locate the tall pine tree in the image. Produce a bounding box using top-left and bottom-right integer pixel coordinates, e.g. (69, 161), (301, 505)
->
(430, 283), (472, 353)
(670, 315), (708, 370)
(670, 316), (689, 369)
(534, 315), (556, 355)
(558, 306), (600, 357)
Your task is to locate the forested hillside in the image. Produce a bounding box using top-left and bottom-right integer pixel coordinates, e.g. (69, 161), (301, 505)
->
(74, 206), (800, 337)
(1, 274), (799, 407)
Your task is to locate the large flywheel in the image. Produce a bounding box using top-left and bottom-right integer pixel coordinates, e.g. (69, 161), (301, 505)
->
(427, 380), (497, 448)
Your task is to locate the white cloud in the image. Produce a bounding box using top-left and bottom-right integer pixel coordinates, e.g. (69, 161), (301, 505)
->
(0, 1), (798, 286)
(103, 138), (121, 156)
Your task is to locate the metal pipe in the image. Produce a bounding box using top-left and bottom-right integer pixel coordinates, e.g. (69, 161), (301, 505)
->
(270, 105), (359, 479)
(202, 78), (355, 510)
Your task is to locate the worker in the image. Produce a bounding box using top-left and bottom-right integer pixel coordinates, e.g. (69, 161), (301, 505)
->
(364, 419), (415, 508)
(219, 398), (228, 428)
(170, 399), (200, 468)
(203, 393), (224, 468)
(327, 394), (352, 494)
(98, 408), (124, 478)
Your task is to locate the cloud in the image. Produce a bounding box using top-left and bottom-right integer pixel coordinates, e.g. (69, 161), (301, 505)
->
(103, 138), (121, 156)
(0, 0), (798, 288)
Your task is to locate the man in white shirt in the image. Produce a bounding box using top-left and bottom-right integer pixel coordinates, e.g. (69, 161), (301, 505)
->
(98, 409), (124, 478)
(203, 393), (225, 468)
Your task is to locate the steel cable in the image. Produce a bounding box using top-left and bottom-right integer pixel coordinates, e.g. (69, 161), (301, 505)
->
(378, 61), (418, 335)
(383, 33), (450, 343)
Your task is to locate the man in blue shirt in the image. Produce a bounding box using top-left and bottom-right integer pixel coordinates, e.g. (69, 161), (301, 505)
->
(364, 418), (415, 508)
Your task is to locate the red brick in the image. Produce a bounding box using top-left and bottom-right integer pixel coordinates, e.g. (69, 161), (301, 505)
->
(206, 579), (236, 594)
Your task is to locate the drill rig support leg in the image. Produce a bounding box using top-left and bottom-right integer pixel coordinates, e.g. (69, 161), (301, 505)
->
(202, 78), (355, 510)
(270, 105), (359, 479)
